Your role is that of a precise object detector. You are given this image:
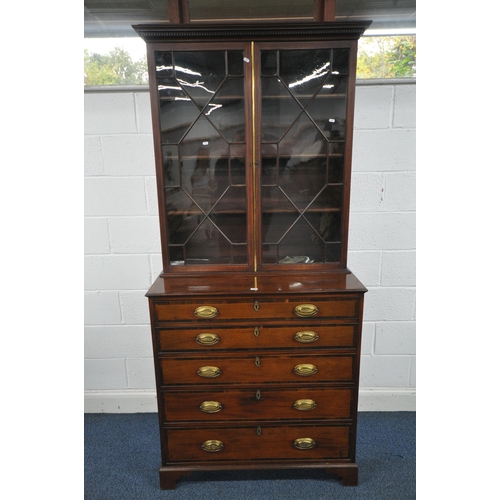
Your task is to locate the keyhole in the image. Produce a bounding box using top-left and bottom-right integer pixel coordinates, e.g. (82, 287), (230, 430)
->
(256, 390), (261, 400)
(255, 356), (261, 367)
(254, 300), (259, 311)
(256, 426), (262, 436)
(254, 326), (260, 337)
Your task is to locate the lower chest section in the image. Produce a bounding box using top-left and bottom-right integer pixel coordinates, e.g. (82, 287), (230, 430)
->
(148, 289), (364, 466)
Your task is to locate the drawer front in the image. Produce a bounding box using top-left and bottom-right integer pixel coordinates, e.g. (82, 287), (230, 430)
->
(153, 297), (359, 323)
(163, 387), (353, 422)
(157, 324), (357, 352)
(160, 354), (354, 385)
(165, 424), (350, 462)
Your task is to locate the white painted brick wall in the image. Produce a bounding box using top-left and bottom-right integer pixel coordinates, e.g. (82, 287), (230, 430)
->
(84, 80), (416, 411)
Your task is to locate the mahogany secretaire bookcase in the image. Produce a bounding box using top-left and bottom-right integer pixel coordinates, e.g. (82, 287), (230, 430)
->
(133, 19), (370, 489)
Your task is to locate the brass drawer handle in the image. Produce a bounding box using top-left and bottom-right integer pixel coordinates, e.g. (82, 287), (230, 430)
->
(294, 304), (319, 317)
(201, 440), (224, 452)
(195, 333), (220, 346)
(293, 437), (316, 450)
(294, 331), (319, 343)
(197, 366), (221, 378)
(194, 306), (219, 319)
(199, 401), (223, 413)
(294, 364), (318, 376)
(293, 399), (317, 411)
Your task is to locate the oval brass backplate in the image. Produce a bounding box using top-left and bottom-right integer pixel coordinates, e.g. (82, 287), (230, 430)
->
(195, 333), (220, 345)
(294, 304), (319, 317)
(194, 306), (219, 319)
(293, 399), (317, 411)
(294, 331), (319, 343)
(197, 366), (221, 378)
(293, 437), (316, 450)
(201, 440), (224, 452)
(199, 401), (223, 413)
(294, 364), (318, 376)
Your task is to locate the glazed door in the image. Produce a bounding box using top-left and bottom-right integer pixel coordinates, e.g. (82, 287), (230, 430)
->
(149, 43), (254, 271)
(256, 41), (358, 270)
(148, 40), (358, 273)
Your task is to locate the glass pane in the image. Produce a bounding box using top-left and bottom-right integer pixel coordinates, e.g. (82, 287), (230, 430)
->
(278, 217), (323, 264)
(318, 74), (349, 96)
(306, 97), (347, 141)
(165, 188), (203, 244)
(185, 218), (231, 264)
(157, 77), (185, 99)
(305, 210), (342, 244)
(173, 51), (226, 109)
(162, 145), (180, 187)
(228, 51), (244, 76)
(280, 49), (331, 107)
(332, 49), (350, 75)
(261, 144), (278, 186)
(261, 51), (277, 76)
(328, 143), (345, 183)
(159, 98), (200, 144)
(261, 77), (301, 141)
(155, 52), (173, 77)
(261, 186), (296, 215)
(206, 78), (245, 143)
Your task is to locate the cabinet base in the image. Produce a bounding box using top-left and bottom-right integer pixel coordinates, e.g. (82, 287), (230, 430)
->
(159, 463), (358, 489)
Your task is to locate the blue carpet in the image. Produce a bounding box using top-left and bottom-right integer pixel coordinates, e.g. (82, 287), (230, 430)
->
(85, 412), (415, 499)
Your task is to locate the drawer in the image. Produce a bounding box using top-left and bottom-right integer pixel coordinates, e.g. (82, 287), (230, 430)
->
(163, 387), (353, 422)
(157, 324), (357, 352)
(153, 296), (360, 323)
(160, 353), (354, 385)
(165, 424), (350, 462)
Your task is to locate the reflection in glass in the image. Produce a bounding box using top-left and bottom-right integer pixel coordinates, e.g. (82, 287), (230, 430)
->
(206, 78), (245, 142)
(280, 49), (330, 107)
(162, 145), (180, 187)
(331, 49), (350, 74)
(174, 51), (226, 108)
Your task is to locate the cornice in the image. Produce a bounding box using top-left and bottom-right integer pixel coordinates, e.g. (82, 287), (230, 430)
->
(132, 21), (372, 43)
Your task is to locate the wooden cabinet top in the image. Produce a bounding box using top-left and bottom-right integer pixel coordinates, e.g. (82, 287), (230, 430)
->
(146, 271), (367, 297)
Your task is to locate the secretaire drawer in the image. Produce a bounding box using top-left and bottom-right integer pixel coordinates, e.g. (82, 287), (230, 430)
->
(160, 353), (354, 385)
(157, 324), (357, 352)
(152, 296), (360, 323)
(163, 387), (353, 422)
(165, 424), (351, 462)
